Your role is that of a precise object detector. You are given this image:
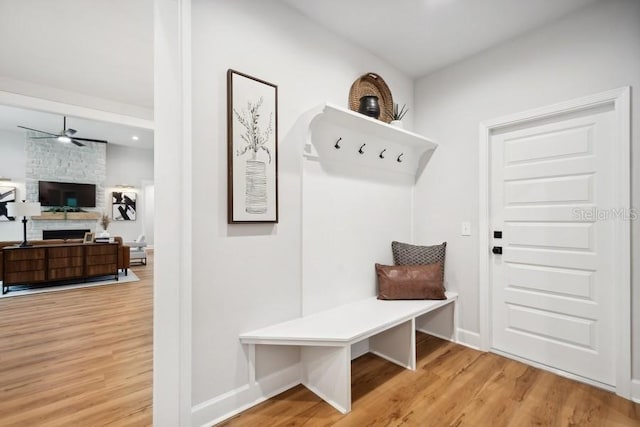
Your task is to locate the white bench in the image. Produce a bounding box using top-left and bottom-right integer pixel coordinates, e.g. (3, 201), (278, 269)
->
(239, 291), (458, 414)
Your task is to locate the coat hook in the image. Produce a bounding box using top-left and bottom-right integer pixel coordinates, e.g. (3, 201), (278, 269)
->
(379, 149), (386, 159)
(359, 143), (366, 154)
(397, 153), (404, 163)
(334, 137), (342, 149)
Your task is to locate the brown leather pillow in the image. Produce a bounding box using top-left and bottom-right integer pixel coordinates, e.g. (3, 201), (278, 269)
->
(376, 263), (445, 300)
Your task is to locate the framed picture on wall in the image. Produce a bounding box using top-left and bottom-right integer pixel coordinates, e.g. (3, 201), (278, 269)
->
(0, 186), (16, 221)
(227, 69), (279, 223)
(112, 191), (137, 221)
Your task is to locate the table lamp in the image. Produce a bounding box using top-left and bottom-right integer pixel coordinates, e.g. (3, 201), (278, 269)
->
(7, 200), (41, 247)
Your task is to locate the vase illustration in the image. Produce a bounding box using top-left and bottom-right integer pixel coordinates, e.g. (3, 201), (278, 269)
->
(245, 159), (267, 214)
(234, 95), (274, 216)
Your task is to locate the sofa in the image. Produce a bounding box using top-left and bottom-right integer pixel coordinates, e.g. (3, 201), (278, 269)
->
(0, 237), (131, 281)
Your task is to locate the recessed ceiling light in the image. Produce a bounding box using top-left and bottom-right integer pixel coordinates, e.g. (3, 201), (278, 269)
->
(132, 136), (139, 141)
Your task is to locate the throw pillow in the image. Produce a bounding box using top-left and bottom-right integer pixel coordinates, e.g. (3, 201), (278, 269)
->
(391, 240), (446, 281)
(376, 263), (446, 300)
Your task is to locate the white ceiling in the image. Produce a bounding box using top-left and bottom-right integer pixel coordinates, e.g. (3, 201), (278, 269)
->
(0, 0), (599, 152)
(0, 104), (153, 150)
(0, 1), (153, 150)
(0, 0), (153, 109)
(284, 0), (599, 77)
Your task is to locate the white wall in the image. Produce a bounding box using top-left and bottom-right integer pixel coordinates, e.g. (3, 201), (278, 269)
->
(413, 0), (640, 375)
(191, 0), (414, 421)
(105, 144), (154, 241)
(0, 130), (26, 240)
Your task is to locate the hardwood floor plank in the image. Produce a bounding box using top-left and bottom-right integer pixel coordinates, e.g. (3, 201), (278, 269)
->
(219, 334), (640, 427)
(0, 253), (153, 426)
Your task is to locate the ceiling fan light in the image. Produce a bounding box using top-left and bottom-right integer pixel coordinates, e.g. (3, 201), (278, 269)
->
(57, 136), (72, 143)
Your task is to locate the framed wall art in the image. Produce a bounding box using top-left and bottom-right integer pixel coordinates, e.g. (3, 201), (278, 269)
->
(0, 186), (16, 221)
(227, 69), (278, 223)
(112, 191), (137, 221)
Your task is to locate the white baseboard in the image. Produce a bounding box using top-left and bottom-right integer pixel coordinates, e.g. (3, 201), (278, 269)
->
(632, 379), (640, 403)
(456, 328), (481, 349)
(192, 363), (302, 427)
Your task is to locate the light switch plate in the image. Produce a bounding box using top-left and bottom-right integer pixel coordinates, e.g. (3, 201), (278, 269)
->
(461, 221), (471, 236)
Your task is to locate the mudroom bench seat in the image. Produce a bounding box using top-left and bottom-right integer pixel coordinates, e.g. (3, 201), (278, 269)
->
(240, 291), (458, 414)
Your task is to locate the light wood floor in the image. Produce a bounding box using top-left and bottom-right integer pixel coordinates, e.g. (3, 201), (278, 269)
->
(219, 333), (640, 427)
(0, 254), (153, 426)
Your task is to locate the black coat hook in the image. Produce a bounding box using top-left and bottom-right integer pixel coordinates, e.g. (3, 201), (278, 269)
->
(334, 137), (342, 149)
(379, 149), (386, 159)
(359, 143), (366, 154)
(397, 153), (404, 163)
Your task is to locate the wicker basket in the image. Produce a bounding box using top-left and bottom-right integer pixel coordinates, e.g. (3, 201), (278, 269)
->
(348, 72), (394, 123)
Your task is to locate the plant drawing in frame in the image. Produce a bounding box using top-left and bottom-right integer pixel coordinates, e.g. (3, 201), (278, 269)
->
(0, 186), (16, 221)
(227, 69), (278, 223)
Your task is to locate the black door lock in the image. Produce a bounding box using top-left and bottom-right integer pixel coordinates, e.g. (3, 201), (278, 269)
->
(492, 246), (503, 255)
(494, 231), (502, 239)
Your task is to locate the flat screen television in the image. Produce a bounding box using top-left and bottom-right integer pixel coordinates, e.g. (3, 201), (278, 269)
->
(38, 181), (96, 208)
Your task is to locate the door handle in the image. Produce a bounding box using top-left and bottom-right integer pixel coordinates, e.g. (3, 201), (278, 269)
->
(492, 246), (503, 255)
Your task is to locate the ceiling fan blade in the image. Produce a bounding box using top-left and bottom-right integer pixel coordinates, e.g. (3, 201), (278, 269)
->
(29, 136), (58, 139)
(71, 139), (86, 147)
(65, 128), (77, 136)
(71, 137), (108, 144)
(17, 125), (59, 137)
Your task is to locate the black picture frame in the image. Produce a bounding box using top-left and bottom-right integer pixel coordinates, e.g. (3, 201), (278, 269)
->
(227, 69), (279, 223)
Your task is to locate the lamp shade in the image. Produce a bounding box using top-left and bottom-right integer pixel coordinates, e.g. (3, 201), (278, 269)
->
(7, 201), (41, 217)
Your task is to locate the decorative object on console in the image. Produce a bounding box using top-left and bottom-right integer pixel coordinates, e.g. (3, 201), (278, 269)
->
(227, 69), (279, 223)
(386, 103), (408, 128)
(375, 263), (445, 300)
(0, 186), (16, 221)
(392, 240), (447, 281)
(83, 232), (95, 244)
(6, 200), (41, 247)
(99, 213), (111, 237)
(348, 72), (393, 123)
(112, 191), (136, 221)
(358, 95), (381, 119)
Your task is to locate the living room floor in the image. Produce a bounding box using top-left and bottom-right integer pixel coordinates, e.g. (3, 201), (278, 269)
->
(0, 252), (153, 426)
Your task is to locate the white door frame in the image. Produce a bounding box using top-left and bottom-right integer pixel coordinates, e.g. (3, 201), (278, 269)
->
(478, 87), (631, 398)
(154, 0), (193, 425)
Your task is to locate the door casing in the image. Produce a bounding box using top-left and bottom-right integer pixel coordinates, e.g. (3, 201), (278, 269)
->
(478, 87), (631, 398)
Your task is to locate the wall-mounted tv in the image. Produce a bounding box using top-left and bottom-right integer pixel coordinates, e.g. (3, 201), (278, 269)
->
(38, 181), (96, 208)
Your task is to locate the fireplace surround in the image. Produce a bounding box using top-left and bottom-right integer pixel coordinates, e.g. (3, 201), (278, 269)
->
(42, 229), (91, 240)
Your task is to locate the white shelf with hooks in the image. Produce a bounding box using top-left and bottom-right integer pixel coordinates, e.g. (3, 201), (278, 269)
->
(304, 103), (438, 180)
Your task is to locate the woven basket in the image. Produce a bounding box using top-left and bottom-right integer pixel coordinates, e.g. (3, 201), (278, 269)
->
(348, 72), (394, 123)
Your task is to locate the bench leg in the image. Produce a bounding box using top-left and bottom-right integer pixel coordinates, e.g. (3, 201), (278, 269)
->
(301, 345), (351, 414)
(370, 318), (416, 370)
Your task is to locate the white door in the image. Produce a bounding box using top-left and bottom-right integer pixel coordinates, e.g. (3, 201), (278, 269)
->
(490, 104), (617, 386)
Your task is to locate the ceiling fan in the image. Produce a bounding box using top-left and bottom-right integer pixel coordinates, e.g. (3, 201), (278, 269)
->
(18, 116), (108, 147)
